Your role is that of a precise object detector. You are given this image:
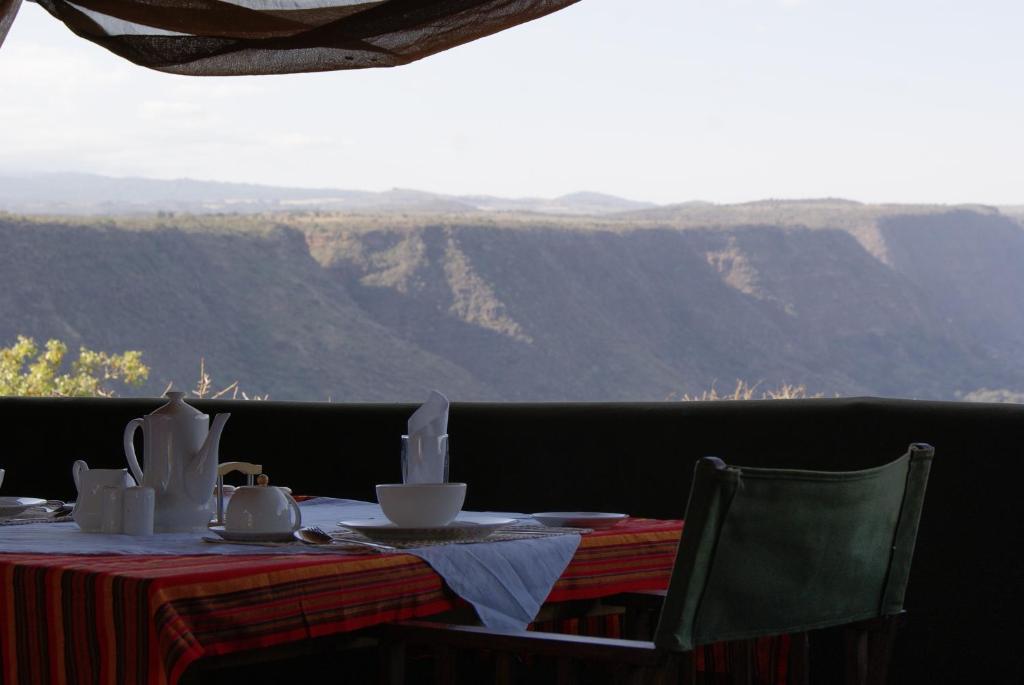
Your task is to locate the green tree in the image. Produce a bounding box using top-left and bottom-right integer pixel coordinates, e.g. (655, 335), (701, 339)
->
(0, 336), (148, 397)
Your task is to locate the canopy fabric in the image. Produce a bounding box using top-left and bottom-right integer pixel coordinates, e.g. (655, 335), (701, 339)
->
(0, 0), (21, 48)
(0, 0), (579, 75)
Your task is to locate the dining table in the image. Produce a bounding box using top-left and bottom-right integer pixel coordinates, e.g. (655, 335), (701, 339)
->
(0, 498), (684, 685)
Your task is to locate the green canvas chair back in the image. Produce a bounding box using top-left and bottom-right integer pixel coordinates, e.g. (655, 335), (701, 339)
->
(654, 443), (934, 652)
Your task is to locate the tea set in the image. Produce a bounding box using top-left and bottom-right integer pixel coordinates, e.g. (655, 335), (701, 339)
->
(2, 391), (620, 540)
(0, 391), (462, 539)
(0, 392), (296, 537)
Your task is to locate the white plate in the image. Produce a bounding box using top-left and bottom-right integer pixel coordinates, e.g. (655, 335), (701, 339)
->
(531, 512), (628, 528)
(338, 514), (517, 542)
(0, 497), (48, 519)
(208, 526), (298, 543)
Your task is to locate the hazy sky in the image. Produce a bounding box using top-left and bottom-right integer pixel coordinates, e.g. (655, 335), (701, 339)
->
(1, 0), (1023, 205)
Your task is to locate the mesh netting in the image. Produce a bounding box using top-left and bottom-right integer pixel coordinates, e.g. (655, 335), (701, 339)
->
(1, 0), (579, 75)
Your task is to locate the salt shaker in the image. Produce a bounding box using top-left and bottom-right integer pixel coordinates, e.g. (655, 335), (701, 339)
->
(122, 486), (155, 536)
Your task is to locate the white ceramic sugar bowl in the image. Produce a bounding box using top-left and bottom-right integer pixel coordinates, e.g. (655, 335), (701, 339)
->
(224, 475), (301, 534)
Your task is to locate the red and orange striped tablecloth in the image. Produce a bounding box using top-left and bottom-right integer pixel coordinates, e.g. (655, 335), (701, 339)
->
(0, 518), (682, 685)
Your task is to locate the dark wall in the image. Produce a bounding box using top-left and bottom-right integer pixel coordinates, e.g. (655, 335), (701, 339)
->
(1, 396), (1021, 683)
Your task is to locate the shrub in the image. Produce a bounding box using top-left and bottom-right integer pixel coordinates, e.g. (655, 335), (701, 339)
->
(0, 335), (148, 397)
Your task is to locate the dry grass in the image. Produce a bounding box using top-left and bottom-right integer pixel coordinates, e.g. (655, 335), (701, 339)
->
(163, 358), (269, 401)
(959, 388), (1024, 404)
(676, 380), (823, 401)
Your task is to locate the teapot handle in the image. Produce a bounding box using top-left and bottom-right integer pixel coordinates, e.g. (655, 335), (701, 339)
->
(72, 459), (89, 491)
(286, 493), (302, 532)
(123, 419), (145, 485)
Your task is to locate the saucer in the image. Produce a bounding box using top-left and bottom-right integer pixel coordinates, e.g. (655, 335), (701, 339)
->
(208, 526), (298, 543)
(338, 514), (516, 542)
(0, 497), (48, 520)
(531, 512), (628, 528)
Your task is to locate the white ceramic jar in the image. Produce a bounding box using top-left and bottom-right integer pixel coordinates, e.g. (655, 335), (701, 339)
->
(224, 485), (301, 534)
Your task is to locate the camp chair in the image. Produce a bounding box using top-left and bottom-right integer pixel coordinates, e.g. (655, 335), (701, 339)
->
(384, 443), (934, 684)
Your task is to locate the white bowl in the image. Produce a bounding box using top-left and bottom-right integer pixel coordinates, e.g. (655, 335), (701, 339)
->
(376, 483), (467, 528)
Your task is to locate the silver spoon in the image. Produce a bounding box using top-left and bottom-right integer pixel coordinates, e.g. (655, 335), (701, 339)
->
(295, 526), (397, 552)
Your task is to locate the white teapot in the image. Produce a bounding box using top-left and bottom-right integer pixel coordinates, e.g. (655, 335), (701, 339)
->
(124, 392), (229, 532)
(225, 477), (301, 535)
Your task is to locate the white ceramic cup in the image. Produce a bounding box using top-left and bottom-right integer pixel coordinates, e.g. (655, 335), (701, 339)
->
(224, 486), (302, 534)
(100, 486), (125, 533)
(376, 483), (467, 528)
(122, 486), (155, 536)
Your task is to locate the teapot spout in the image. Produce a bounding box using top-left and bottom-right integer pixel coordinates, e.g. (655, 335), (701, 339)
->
(203, 413), (231, 459)
(184, 413), (231, 505)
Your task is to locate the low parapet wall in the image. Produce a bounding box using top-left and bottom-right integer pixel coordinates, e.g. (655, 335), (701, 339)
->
(2, 396), (1021, 682)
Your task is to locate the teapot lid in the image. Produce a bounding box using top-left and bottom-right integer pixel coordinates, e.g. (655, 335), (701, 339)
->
(234, 475), (283, 497)
(234, 475), (292, 495)
(151, 391), (205, 418)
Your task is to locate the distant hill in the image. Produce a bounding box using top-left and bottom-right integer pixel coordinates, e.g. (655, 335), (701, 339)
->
(462, 191), (657, 215)
(0, 172), (655, 216)
(1, 201), (1022, 401)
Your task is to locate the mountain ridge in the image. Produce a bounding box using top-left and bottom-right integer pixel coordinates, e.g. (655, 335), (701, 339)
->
(1, 203), (1022, 402)
(0, 172), (657, 216)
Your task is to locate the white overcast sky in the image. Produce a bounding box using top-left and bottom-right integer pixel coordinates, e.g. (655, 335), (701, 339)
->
(1, 0), (1023, 205)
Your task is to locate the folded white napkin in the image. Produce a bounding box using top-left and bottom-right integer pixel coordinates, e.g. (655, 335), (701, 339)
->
(405, 390), (449, 483)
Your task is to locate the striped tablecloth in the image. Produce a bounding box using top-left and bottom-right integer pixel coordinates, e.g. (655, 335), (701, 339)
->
(0, 518), (682, 685)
